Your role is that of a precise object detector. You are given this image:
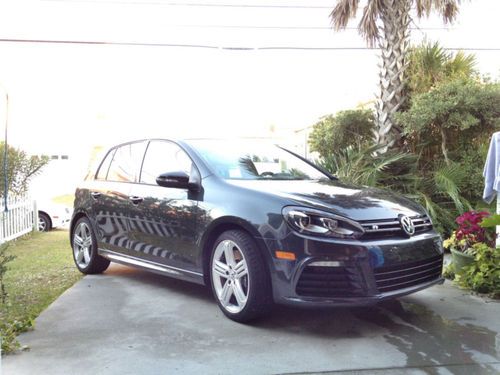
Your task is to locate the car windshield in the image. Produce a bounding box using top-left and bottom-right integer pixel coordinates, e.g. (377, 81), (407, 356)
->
(187, 140), (330, 181)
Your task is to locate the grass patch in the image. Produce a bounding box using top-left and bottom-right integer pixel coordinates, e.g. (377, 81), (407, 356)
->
(1, 230), (82, 354)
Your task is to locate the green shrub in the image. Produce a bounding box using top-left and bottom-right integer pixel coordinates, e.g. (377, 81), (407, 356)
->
(309, 109), (374, 158)
(397, 79), (500, 166)
(394, 77), (500, 233)
(455, 143), (489, 203)
(442, 263), (455, 280)
(454, 243), (500, 298)
(0, 143), (50, 197)
(1, 318), (33, 353)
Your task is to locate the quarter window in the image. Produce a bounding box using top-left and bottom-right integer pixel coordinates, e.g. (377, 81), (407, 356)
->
(96, 149), (115, 180)
(107, 142), (147, 182)
(140, 141), (193, 185)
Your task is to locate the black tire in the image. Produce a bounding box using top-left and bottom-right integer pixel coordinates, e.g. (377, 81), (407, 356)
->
(38, 212), (51, 232)
(71, 217), (110, 274)
(210, 230), (273, 323)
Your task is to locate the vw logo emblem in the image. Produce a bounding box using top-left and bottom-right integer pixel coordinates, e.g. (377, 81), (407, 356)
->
(399, 215), (415, 236)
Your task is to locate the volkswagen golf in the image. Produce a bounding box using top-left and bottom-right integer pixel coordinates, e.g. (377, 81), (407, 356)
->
(70, 139), (444, 322)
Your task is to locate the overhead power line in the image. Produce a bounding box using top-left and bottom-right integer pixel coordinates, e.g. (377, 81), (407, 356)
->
(0, 38), (374, 50)
(156, 24), (453, 31)
(42, 0), (335, 8)
(0, 38), (221, 49)
(0, 38), (499, 51)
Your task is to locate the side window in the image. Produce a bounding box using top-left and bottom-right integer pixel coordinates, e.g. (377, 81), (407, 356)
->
(140, 141), (193, 185)
(107, 142), (147, 183)
(96, 149), (115, 180)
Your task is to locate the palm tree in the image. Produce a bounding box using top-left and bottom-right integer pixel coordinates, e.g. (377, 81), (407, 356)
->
(330, 0), (461, 151)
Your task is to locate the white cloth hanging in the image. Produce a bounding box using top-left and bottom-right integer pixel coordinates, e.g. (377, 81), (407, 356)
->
(483, 132), (500, 247)
(497, 192), (500, 248)
(483, 132), (500, 204)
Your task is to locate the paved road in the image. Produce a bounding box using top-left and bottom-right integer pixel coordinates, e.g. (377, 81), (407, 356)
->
(3, 264), (499, 375)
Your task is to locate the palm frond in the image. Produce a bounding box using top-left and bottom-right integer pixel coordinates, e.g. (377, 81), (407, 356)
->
(330, 0), (360, 30)
(438, 0), (460, 24)
(319, 142), (409, 187)
(421, 42), (449, 73)
(433, 162), (468, 213)
(415, 0), (460, 23)
(372, 151), (408, 172)
(445, 51), (476, 78)
(415, 0), (432, 19)
(412, 190), (457, 235)
(415, 191), (438, 220)
(359, 0), (383, 46)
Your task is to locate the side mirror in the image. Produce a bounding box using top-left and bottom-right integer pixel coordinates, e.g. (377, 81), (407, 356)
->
(156, 171), (190, 189)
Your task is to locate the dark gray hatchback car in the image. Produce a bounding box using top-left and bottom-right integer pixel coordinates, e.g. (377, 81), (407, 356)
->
(70, 139), (444, 322)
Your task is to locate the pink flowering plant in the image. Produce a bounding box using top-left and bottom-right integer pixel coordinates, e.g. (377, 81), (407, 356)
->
(443, 211), (499, 298)
(443, 210), (494, 255)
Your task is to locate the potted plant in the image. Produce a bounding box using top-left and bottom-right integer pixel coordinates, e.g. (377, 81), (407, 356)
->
(443, 211), (494, 272)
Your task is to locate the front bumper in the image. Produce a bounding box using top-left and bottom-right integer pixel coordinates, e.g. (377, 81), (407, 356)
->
(280, 277), (445, 307)
(263, 231), (444, 307)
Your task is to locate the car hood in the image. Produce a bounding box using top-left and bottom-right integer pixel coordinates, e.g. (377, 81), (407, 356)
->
(227, 179), (425, 221)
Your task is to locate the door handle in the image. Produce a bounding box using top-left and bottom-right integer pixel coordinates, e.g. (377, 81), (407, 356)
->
(129, 196), (144, 205)
(90, 192), (101, 199)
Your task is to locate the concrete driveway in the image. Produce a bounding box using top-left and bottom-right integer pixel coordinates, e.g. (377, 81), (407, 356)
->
(3, 264), (499, 375)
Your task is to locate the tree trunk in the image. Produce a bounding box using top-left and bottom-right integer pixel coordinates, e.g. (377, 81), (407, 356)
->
(374, 0), (411, 152)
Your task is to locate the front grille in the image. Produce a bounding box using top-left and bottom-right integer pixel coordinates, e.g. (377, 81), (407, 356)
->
(360, 214), (433, 239)
(374, 254), (443, 293)
(296, 265), (364, 298)
(412, 215), (434, 233)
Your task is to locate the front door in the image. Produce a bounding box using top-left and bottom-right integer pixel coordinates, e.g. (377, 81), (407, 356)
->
(127, 140), (200, 272)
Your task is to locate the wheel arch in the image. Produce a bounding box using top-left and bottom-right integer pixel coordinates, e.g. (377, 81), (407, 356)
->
(200, 217), (272, 286)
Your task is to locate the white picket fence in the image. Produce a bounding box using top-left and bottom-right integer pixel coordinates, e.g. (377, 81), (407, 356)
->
(0, 195), (36, 244)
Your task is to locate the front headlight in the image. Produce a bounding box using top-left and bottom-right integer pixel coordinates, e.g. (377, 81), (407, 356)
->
(282, 206), (365, 239)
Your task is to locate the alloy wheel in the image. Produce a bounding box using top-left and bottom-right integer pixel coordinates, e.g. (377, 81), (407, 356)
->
(73, 222), (93, 269)
(211, 239), (249, 314)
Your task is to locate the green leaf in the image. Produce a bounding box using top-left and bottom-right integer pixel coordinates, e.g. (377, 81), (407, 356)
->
(480, 214), (500, 228)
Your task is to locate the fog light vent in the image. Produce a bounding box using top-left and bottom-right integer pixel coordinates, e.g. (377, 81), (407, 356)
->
(296, 264), (364, 297)
(309, 261), (342, 267)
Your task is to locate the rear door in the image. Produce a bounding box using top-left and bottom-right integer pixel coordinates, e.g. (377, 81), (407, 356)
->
(91, 141), (147, 255)
(127, 140), (200, 272)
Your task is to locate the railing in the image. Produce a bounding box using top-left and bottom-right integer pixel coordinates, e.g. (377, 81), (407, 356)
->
(0, 195), (36, 244)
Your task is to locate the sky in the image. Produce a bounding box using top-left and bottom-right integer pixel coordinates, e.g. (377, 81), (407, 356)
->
(0, 0), (498, 197)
